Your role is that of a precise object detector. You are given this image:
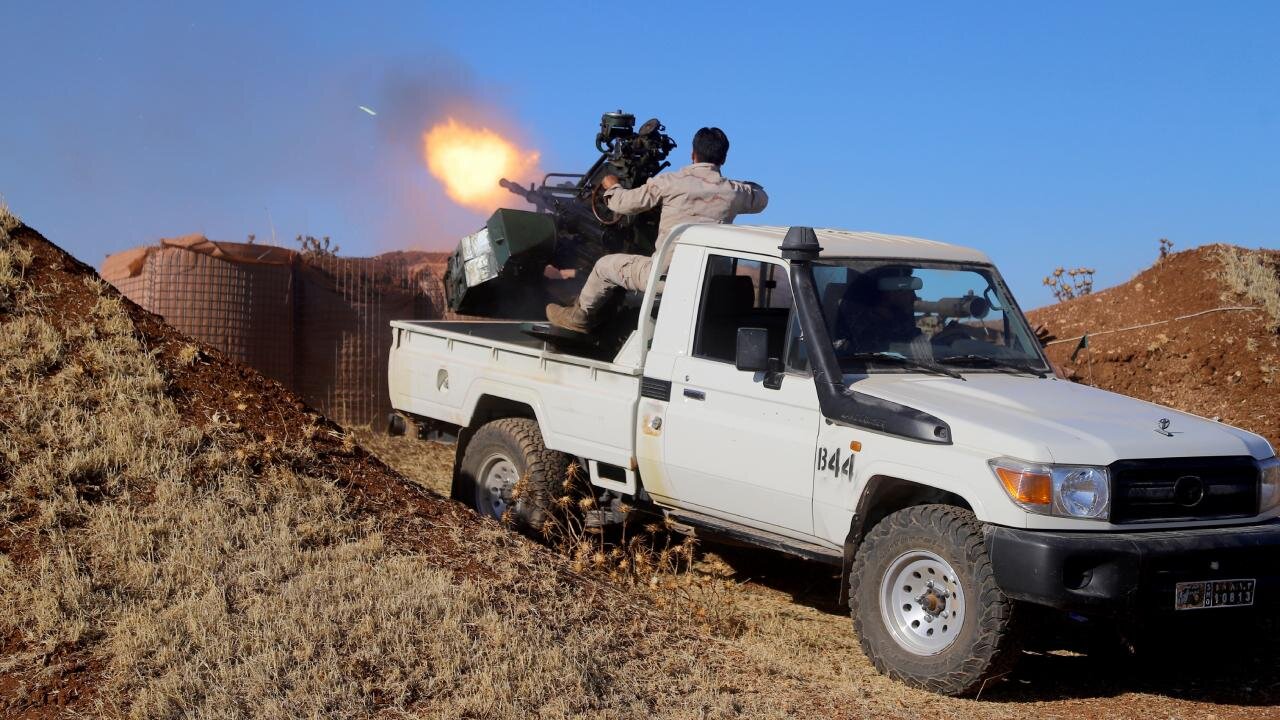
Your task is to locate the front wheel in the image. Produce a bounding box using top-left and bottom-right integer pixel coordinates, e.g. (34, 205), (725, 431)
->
(850, 505), (1021, 696)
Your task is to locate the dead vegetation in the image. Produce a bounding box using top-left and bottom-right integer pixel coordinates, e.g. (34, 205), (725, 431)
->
(353, 426), (749, 638)
(1, 219), (908, 720)
(0, 198), (19, 235)
(0, 200), (28, 312)
(5, 214), (1280, 719)
(1042, 266), (1096, 303)
(1216, 244), (1280, 329)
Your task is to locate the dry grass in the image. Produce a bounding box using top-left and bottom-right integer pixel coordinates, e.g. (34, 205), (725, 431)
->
(351, 426), (454, 497)
(354, 427), (744, 635)
(0, 229), (861, 719)
(361, 428), (1280, 719)
(0, 197), (19, 236)
(1216, 245), (1280, 329)
(0, 235), (32, 314)
(10, 217), (1274, 718)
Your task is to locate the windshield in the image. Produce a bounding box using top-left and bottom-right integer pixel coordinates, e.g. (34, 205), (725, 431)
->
(808, 259), (1048, 373)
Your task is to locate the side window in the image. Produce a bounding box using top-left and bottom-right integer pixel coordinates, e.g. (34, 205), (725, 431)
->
(692, 254), (795, 366)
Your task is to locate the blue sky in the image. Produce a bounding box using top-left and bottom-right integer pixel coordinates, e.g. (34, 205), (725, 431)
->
(2, 1), (1276, 308)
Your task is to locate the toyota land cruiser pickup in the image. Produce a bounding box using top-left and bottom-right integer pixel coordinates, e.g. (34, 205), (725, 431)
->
(387, 224), (1280, 695)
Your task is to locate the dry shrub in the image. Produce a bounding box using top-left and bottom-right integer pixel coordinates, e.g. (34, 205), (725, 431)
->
(0, 197), (19, 235)
(1216, 245), (1280, 330)
(1042, 266), (1095, 302)
(0, 213), (33, 312)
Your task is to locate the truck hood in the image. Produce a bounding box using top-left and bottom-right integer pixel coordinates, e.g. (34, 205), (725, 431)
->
(846, 374), (1274, 464)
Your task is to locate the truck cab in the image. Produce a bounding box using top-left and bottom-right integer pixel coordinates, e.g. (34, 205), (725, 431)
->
(388, 224), (1280, 695)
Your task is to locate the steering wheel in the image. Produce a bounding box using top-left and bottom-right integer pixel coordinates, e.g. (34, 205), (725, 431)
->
(590, 183), (621, 226)
(932, 321), (982, 347)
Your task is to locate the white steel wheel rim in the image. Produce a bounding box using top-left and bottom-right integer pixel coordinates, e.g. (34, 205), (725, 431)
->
(879, 549), (966, 656)
(477, 453), (519, 519)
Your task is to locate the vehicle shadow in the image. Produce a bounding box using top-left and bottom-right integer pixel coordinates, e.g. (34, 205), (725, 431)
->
(703, 540), (1280, 707)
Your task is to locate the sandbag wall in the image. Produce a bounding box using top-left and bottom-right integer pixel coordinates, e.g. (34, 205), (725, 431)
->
(103, 236), (445, 428)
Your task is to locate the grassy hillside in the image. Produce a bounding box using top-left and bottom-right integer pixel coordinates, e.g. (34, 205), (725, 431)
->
(0, 218), (863, 719)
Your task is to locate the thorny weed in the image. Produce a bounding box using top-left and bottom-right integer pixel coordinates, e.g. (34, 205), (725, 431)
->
(1042, 265), (1095, 302)
(504, 460), (745, 638)
(1159, 237), (1175, 260)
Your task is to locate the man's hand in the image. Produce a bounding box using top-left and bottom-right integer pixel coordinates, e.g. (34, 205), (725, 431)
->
(1032, 323), (1057, 346)
(543, 265), (577, 280)
(600, 175), (620, 190)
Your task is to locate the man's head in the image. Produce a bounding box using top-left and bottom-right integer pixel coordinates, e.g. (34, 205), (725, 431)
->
(691, 127), (729, 166)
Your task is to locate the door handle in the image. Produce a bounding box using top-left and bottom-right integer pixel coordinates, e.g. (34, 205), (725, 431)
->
(683, 388), (706, 401)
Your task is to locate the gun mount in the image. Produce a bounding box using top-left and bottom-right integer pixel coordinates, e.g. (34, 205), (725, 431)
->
(444, 111), (677, 317)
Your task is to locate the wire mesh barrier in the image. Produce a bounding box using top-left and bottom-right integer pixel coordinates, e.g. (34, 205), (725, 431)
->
(296, 252), (445, 427)
(102, 236), (449, 428)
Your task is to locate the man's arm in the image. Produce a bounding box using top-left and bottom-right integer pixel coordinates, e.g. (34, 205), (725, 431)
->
(730, 180), (768, 215)
(604, 175), (665, 216)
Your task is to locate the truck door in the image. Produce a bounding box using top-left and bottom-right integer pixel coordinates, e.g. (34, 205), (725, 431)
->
(661, 253), (821, 537)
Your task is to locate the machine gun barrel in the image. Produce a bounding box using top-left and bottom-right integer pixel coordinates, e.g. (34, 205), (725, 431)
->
(499, 175), (605, 245)
(498, 178), (541, 209)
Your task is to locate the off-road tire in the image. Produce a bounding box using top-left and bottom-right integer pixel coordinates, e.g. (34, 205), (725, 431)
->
(850, 504), (1020, 696)
(457, 418), (573, 534)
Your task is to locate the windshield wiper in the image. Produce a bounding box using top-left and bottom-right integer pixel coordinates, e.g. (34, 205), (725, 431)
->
(840, 352), (966, 381)
(937, 354), (1048, 378)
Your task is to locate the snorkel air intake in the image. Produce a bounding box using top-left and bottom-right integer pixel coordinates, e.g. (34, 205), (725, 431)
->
(781, 227), (953, 444)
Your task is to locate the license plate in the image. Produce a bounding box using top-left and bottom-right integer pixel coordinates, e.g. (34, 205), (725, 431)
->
(1175, 579), (1256, 610)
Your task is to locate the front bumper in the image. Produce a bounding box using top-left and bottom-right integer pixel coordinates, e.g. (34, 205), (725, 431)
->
(987, 520), (1280, 615)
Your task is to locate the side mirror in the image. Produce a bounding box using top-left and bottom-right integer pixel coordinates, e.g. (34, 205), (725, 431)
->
(735, 327), (770, 372)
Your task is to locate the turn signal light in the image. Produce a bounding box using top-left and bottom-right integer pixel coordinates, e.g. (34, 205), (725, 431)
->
(994, 466), (1052, 507)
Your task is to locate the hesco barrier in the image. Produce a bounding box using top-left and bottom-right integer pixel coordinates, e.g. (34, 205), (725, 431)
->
(102, 235), (447, 428)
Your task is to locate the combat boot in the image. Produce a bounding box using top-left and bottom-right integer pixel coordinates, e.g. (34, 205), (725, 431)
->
(545, 303), (593, 333)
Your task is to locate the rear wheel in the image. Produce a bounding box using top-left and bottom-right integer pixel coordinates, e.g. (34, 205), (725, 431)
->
(850, 504), (1021, 696)
(457, 418), (572, 533)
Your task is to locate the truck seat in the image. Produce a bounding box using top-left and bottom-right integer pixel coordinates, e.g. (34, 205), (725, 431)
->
(697, 275), (756, 361)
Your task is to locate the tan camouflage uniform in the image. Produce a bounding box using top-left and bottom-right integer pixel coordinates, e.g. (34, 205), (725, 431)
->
(575, 163), (768, 317)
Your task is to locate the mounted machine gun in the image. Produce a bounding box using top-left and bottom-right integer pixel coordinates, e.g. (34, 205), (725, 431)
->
(443, 111), (677, 317)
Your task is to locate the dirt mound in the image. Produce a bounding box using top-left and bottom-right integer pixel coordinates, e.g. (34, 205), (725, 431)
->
(1029, 244), (1280, 448)
(0, 223), (861, 719)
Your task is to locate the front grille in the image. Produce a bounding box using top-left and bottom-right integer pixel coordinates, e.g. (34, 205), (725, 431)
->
(1109, 456), (1259, 523)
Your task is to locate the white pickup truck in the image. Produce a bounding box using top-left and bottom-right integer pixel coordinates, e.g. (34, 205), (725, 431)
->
(387, 224), (1280, 695)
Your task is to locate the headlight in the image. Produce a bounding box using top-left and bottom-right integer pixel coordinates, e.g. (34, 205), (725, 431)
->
(1261, 456), (1280, 513)
(989, 457), (1111, 520)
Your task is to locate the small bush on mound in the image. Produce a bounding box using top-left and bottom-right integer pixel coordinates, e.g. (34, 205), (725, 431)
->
(1042, 266), (1095, 302)
(1216, 245), (1280, 330)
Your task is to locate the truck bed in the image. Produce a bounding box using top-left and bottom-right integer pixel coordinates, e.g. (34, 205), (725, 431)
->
(388, 320), (642, 469)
